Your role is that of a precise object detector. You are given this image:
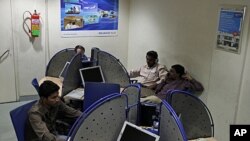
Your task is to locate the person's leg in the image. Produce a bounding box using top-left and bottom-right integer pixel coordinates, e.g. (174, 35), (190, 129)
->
(140, 95), (162, 104)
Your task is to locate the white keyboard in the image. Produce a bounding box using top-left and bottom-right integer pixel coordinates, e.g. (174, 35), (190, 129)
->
(63, 88), (84, 103)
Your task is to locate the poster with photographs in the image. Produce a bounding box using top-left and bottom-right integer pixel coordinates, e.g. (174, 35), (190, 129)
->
(216, 5), (246, 53)
(61, 0), (118, 37)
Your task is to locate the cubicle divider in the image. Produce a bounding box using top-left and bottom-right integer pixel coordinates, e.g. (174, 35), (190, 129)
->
(159, 100), (188, 141)
(61, 53), (83, 97)
(121, 84), (141, 125)
(46, 48), (75, 77)
(97, 51), (130, 88)
(67, 93), (128, 141)
(167, 90), (214, 140)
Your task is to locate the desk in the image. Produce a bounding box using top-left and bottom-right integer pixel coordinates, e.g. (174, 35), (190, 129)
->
(39, 76), (63, 96)
(64, 87), (124, 103)
(63, 88), (84, 103)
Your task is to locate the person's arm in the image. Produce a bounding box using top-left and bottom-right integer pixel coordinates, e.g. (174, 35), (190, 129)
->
(58, 101), (82, 118)
(155, 80), (166, 94)
(182, 72), (204, 92)
(129, 67), (141, 78)
(28, 112), (56, 141)
(188, 78), (204, 92)
(155, 65), (168, 85)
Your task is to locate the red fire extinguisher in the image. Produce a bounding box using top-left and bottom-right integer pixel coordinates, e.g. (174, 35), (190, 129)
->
(31, 10), (40, 37)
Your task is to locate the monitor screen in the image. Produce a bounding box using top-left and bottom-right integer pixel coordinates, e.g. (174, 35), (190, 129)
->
(59, 62), (70, 79)
(117, 121), (160, 141)
(79, 66), (105, 87)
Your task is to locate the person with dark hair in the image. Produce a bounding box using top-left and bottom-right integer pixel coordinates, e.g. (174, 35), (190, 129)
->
(74, 45), (88, 61)
(141, 64), (204, 103)
(129, 50), (167, 90)
(25, 80), (82, 141)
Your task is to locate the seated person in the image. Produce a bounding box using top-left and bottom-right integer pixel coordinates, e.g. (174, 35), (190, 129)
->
(129, 51), (167, 90)
(141, 64), (204, 103)
(74, 45), (88, 61)
(25, 80), (82, 141)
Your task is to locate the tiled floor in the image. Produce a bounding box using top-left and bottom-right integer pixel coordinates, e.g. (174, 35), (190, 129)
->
(0, 96), (38, 141)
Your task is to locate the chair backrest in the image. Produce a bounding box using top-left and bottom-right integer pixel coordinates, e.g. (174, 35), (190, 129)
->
(90, 47), (100, 65)
(83, 82), (120, 110)
(46, 48), (75, 77)
(167, 90), (214, 139)
(68, 94), (128, 141)
(9, 100), (37, 141)
(31, 78), (39, 93)
(121, 84), (141, 125)
(61, 53), (83, 97)
(159, 100), (187, 141)
(97, 51), (130, 87)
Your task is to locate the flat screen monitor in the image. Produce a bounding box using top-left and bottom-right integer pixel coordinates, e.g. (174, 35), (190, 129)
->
(117, 121), (160, 141)
(79, 66), (105, 87)
(59, 62), (70, 80)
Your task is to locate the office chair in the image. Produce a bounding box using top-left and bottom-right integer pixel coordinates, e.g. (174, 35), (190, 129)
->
(167, 90), (214, 139)
(67, 94), (128, 141)
(121, 84), (141, 125)
(159, 100), (188, 141)
(31, 78), (39, 93)
(90, 47), (100, 66)
(9, 100), (37, 141)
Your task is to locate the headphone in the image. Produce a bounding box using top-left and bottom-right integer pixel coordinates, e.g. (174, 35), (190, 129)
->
(155, 58), (159, 63)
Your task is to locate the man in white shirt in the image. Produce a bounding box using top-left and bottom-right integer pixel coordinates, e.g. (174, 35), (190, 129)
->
(129, 51), (167, 90)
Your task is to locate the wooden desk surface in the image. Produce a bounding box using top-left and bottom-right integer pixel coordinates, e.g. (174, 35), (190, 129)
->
(39, 76), (63, 97)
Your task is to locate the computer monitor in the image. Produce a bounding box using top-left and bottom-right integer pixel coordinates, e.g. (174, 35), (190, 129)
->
(117, 121), (160, 141)
(59, 62), (70, 80)
(79, 66), (105, 87)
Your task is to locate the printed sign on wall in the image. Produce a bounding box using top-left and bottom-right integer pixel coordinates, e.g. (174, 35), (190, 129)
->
(216, 5), (246, 54)
(61, 0), (119, 37)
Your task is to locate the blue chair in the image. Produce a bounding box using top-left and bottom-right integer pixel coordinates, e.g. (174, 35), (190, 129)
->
(90, 47), (100, 66)
(167, 90), (214, 139)
(31, 78), (39, 93)
(83, 82), (120, 111)
(67, 93), (128, 141)
(159, 100), (188, 141)
(9, 100), (37, 141)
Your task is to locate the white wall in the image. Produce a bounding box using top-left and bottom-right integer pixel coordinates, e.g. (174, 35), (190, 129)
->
(128, 0), (250, 141)
(128, 0), (217, 101)
(0, 0), (17, 103)
(47, 0), (130, 67)
(204, 1), (250, 141)
(11, 0), (46, 96)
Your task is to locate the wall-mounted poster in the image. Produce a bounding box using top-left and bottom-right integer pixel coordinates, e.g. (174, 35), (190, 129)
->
(61, 0), (119, 37)
(216, 5), (246, 53)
